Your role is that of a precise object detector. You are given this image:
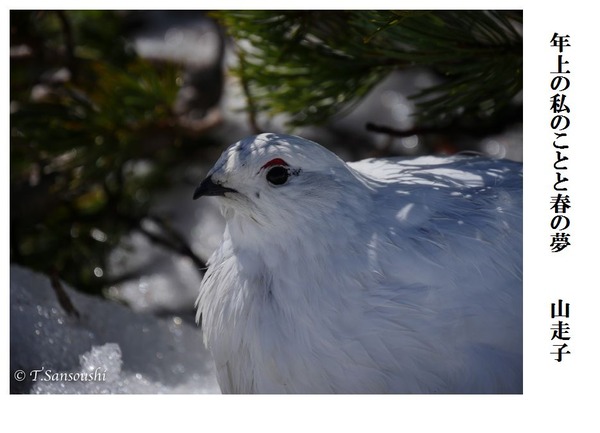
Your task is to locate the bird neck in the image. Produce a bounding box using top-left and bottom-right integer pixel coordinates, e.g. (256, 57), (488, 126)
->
(223, 198), (373, 315)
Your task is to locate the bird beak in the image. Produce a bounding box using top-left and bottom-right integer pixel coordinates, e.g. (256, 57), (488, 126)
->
(193, 176), (237, 199)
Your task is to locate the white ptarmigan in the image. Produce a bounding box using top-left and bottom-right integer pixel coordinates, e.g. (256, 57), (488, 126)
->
(193, 133), (522, 394)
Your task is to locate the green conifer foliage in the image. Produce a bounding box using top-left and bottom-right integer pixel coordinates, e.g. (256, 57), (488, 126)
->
(216, 10), (522, 128)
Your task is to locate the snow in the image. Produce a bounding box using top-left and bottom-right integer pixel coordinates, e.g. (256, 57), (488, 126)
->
(10, 265), (220, 394)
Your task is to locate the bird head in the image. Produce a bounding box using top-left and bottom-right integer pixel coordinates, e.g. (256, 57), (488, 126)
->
(193, 133), (369, 235)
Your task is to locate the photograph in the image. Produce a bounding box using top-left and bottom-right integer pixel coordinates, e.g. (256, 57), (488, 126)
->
(10, 9), (523, 395)
(5, 4), (598, 432)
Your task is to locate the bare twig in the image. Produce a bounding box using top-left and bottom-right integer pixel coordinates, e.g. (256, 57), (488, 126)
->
(236, 48), (262, 134)
(50, 269), (81, 318)
(365, 122), (442, 138)
(55, 11), (77, 82)
(135, 214), (207, 274)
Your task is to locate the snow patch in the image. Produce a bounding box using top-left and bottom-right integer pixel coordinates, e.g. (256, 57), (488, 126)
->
(10, 265), (220, 394)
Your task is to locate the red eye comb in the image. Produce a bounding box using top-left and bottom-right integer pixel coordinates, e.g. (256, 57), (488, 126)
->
(261, 158), (289, 170)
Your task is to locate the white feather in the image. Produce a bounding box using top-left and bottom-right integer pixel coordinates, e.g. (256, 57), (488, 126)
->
(195, 133), (522, 393)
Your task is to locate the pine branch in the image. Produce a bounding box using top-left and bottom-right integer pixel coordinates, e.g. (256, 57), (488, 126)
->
(215, 10), (522, 129)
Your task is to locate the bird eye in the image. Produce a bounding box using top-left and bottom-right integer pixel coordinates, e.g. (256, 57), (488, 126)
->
(266, 166), (290, 185)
